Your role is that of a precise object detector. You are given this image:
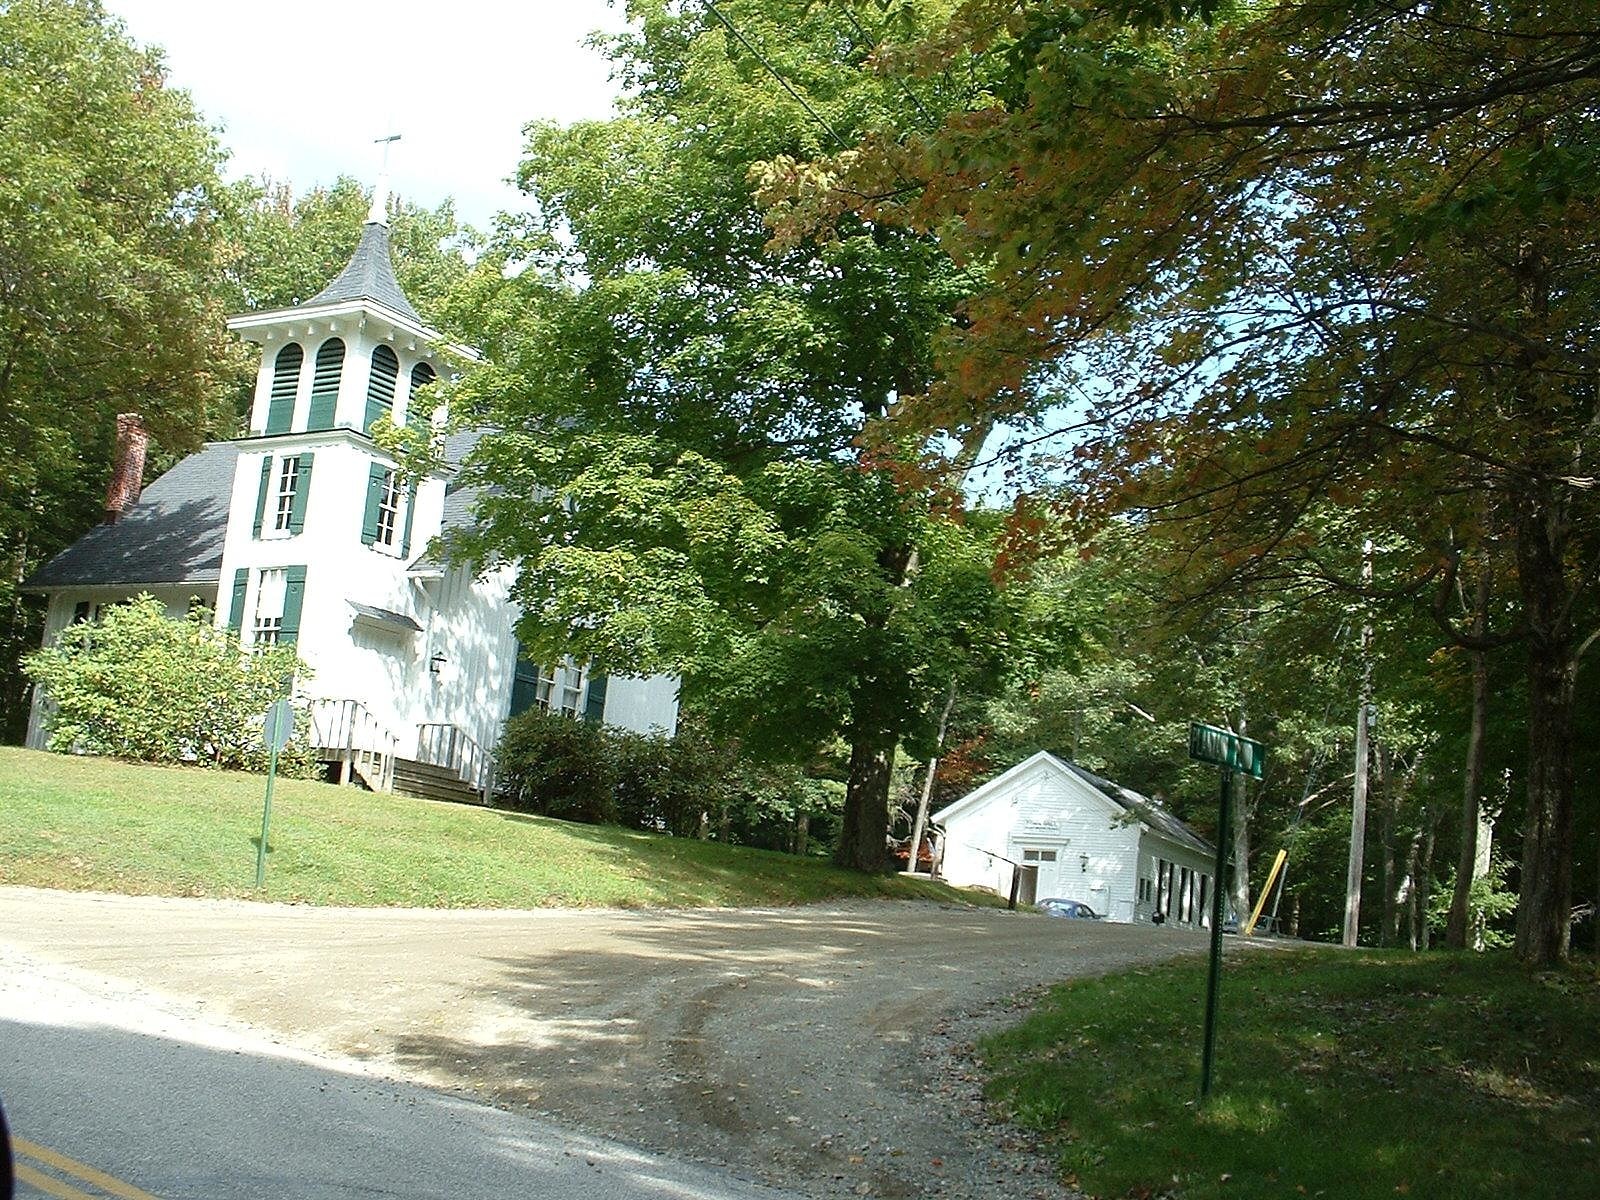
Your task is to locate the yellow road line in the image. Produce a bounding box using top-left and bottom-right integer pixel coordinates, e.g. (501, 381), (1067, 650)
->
(14, 1137), (161, 1200)
(14, 1161), (97, 1200)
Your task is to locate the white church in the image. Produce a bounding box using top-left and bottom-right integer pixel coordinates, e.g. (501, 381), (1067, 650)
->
(23, 192), (678, 801)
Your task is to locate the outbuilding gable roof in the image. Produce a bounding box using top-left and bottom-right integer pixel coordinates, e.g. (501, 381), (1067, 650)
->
(932, 750), (1214, 857)
(23, 443), (241, 591)
(303, 220), (421, 324)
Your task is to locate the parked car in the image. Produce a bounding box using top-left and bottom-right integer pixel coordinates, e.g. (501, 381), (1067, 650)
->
(1036, 898), (1102, 920)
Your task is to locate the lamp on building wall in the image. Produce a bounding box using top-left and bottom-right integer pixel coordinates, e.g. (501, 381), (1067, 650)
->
(1080, 853), (1090, 873)
(429, 652), (447, 675)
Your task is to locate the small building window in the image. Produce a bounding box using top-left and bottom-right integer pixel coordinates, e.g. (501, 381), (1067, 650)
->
(375, 470), (403, 547)
(254, 568), (287, 645)
(273, 456), (301, 531)
(527, 661), (586, 717)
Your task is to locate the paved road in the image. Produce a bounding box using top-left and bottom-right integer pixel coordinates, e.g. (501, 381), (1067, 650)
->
(0, 889), (1209, 1198)
(0, 950), (794, 1200)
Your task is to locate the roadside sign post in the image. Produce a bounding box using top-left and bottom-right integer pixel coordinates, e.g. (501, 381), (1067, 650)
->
(256, 699), (294, 888)
(1188, 721), (1266, 1101)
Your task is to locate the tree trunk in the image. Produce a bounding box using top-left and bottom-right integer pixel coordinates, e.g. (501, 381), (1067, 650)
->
(1446, 571), (1491, 949)
(1413, 806), (1437, 951)
(1513, 489), (1577, 966)
(793, 811), (809, 857)
(835, 737), (893, 871)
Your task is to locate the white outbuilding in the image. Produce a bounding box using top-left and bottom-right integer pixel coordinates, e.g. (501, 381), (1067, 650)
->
(931, 750), (1218, 926)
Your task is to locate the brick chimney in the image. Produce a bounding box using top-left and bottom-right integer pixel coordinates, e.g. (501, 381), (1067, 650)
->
(103, 413), (149, 524)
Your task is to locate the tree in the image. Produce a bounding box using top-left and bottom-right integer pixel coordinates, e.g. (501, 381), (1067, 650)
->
(766, 1), (1600, 960)
(0, 0), (240, 740)
(449, 0), (1020, 870)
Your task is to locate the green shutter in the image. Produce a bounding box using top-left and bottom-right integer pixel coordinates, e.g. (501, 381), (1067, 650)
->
(400, 479), (418, 557)
(252, 456), (273, 538)
(279, 566), (306, 646)
(265, 344), (301, 434)
(287, 452), (314, 534)
(407, 362), (436, 433)
(361, 463), (387, 545)
(227, 568), (248, 634)
(582, 671), (609, 724)
(307, 339), (344, 430)
(365, 345), (399, 433)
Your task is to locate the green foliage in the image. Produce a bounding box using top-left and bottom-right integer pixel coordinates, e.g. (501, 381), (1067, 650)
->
(1430, 857), (1520, 950)
(498, 708), (843, 854)
(23, 595), (314, 774)
(984, 949), (1600, 1200)
(0, 0), (239, 737)
(496, 708), (617, 824)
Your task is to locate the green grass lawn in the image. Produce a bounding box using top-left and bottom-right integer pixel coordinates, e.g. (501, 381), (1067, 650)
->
(981, 947), (1600, 1200)
(0, 747), (987, 909)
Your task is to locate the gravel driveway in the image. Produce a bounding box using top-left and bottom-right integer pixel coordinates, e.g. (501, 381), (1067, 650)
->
(0, 889), (1205, 1198)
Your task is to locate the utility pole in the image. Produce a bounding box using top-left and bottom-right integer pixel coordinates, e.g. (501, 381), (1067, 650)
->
(905, 679), (958, 877)
(1343, 539), (1375, 948)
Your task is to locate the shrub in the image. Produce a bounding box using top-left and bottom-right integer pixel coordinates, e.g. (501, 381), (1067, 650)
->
(496, 707), (616, 822)
(23, 594), (317, 774)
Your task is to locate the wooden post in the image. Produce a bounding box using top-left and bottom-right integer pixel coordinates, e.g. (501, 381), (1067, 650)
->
(1343, 539), (1375, 948)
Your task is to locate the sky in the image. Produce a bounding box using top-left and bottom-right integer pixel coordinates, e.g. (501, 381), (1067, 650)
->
(108, 0), (630, 230)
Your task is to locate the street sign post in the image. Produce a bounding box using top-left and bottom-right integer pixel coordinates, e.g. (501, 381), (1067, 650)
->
(255, 699), (293, 888)
(1189, 721), (1266, 1101)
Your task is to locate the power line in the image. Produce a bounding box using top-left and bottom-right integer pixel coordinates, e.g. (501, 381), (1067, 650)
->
(703, 1), (851, 150)
(840, 7), (936, 127)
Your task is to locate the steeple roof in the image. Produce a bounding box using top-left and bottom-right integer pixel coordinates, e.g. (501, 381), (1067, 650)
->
(303, 218), (422, 324)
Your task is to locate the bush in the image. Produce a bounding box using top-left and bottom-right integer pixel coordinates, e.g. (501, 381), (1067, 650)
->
(613, 723), (737, 836)
(496, 707), (616, 822)
(23, 594), (317, 774)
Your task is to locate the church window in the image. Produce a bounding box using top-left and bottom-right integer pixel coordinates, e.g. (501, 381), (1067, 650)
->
(407, 362), (436, 432)
(307, 339), (344, 430)
(253, 569), (287, 644)
(273, 457), (300, 531)
(363, 462), (405, 551)
(248, 566), (306, 646)
(375, 470), (403, 546)
(265, 343), (303, 434)
(365, 344), (399, 433)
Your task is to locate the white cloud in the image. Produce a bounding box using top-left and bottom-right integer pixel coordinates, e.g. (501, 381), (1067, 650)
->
(108, 0), (629, 230)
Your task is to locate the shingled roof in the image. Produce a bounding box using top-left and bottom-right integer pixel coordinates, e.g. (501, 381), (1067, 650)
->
(24, 443), (241, 590)
(1058, 759), (1216, 856)
(303, 220), (422, 324)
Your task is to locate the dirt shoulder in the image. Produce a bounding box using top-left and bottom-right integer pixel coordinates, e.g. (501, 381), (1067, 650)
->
(0, 888), (1204, 1198)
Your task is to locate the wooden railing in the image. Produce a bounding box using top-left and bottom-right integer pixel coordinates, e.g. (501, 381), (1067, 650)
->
(309, 698), (399, 793)
(415, 722), (494, 803)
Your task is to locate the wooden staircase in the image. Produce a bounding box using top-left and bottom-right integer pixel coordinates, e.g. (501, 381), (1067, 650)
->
(391, 758), (489, 806)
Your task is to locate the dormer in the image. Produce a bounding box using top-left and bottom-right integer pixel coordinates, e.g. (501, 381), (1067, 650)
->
(228, 186), (476, 440)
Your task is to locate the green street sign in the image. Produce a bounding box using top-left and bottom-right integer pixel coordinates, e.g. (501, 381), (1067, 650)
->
(1189, 721), (1266, 780)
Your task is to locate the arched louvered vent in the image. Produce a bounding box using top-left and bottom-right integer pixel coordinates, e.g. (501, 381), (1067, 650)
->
(265, 343), (303, 434)
(407, 362), (437, 431)
(365, 344), (399, 433)
(306, 339), (345, 431)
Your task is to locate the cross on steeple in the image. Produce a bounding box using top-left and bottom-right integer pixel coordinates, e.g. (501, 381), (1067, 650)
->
(367, 132), (402, 225)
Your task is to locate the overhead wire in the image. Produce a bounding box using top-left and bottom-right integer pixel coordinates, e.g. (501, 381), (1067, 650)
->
(703, 0), (852, 150)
